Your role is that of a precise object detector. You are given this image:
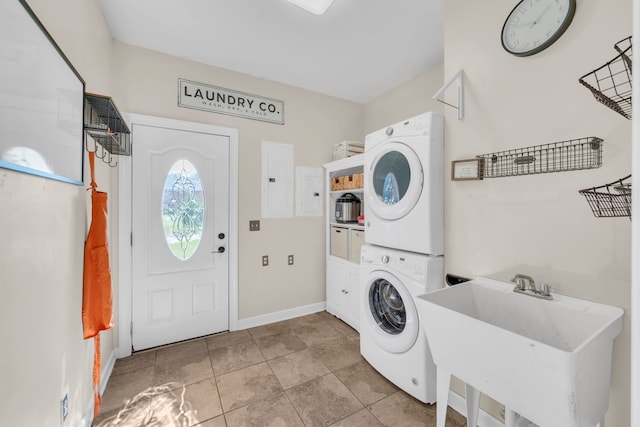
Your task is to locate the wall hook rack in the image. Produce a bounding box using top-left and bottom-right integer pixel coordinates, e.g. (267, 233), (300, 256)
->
(84, 130), (119, 168)
(83, 93), (131, 168)
(432, 69), (464, 120)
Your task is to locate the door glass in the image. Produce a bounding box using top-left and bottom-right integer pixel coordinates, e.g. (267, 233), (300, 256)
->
(369, 278), (406, 335)
(161, 159), (205, 260)
(372, 151), (411, 205)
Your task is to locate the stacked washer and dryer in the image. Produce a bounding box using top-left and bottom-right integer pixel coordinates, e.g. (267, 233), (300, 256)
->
(359, 112), (444, 403)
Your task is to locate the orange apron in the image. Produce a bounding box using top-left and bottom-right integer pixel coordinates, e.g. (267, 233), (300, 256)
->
(82, 151), (114, 418)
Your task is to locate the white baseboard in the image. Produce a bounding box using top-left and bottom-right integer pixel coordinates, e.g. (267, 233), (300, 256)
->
(236, 302), (326, 330)
(80, 348), (118, 427)
(101, 349), (117, 394)
(448, 389), (504, 427)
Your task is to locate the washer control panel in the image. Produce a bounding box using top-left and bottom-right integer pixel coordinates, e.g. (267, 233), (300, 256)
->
(362, 244), (432, 283)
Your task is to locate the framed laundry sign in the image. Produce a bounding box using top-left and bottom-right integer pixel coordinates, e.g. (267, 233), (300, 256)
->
(178, 78), (285, 125)
(0, 0), (85, 185)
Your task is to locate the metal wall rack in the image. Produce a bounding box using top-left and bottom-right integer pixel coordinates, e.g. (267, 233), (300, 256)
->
(84, 93), (131, 166)
(579, 36), (632, 119)
(476, 137), (603, 178)
(579, 174), (631, 218)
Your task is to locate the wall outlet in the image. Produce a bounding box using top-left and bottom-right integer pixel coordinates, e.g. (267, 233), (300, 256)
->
(249, 220), (260, 231)
(288, 254), (294, 265)
(60, 393), (69, 424)
(262, 255), (269, 266)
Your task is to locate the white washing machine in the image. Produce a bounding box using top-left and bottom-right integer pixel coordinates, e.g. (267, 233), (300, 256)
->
(359, 244), (443, 403)
(364, 112), (444, 255)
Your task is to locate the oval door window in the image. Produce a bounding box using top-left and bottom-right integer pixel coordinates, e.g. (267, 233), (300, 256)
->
(372, 151), (411, 205)
(161, 159), (205, 260)
(366, 142), (422, 221)
(369, 278), (406, 335)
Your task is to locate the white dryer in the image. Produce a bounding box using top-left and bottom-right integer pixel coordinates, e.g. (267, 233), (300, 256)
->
(364, 112), (444, 255)
(359, 244), (443, 403)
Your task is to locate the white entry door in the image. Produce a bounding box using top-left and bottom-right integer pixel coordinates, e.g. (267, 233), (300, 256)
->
(132, 122), (230, 351)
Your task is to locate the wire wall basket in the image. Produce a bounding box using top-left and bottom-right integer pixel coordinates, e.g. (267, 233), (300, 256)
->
(579, 36), (632, 119)
(84, 93), (131, 156)
(579, 175), (631, 218)
(476, 137), (603, 178)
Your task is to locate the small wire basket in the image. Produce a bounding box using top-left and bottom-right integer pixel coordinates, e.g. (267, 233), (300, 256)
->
(477, 137), (603, 178)
(578, 174), (632, 218)
(84, 93), (131, 156)
(579, 36), (632, 119)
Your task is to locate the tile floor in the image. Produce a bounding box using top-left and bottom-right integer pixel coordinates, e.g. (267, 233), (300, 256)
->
(93, 311), (467, 427)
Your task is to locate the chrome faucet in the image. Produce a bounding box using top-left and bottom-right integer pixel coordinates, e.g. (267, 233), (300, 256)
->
(510, 274), (553, 300)
(511, 274), (535, 291)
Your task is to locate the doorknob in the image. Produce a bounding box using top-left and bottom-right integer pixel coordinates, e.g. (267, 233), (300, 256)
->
(212, 246), (226, 253)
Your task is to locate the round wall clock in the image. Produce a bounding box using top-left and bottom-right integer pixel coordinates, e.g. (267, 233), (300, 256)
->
(501, 0), (576, 57)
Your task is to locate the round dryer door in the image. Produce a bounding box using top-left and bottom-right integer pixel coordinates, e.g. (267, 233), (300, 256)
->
(363, 270), (420, 354)
(366, 142), (423, 220)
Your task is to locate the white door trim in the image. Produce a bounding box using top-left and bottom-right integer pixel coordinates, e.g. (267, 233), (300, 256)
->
(118, 113), (239, 358)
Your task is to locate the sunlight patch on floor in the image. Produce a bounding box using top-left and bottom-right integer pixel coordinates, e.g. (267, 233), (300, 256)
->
(95, 383), (199, 426)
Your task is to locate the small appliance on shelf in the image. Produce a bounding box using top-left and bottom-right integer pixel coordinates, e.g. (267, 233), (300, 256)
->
(335, 192), (361, 223)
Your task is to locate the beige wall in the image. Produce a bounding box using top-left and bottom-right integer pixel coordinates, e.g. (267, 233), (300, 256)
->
(0, 0), (116, 425)
(442, 0), (630, 424)
(364, 63), (444, 134)
(110, 43), (364, 319)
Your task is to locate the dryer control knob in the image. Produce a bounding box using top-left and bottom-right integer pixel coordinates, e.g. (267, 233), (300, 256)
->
(385, 127), (394, 136)
(381, 255), (390, 264)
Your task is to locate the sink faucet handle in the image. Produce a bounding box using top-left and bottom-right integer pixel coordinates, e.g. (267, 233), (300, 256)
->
(510, 274), (535, 290)
(514, 277), (526, 290)
(540, 283), (554, 296)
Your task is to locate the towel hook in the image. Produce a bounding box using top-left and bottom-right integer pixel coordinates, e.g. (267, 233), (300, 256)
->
(95, 143), (108, 160)
(85, 135), (97, 153)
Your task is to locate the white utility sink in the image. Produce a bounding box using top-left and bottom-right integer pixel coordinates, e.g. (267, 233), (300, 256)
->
(416, 276), (623, 427)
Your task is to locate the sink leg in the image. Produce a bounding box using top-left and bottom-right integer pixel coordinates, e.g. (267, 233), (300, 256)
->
(436, 368), (451, 427)
(504, 408), (517, 427)
(598, 416), (605, 427)
(465, 383), (480, 427)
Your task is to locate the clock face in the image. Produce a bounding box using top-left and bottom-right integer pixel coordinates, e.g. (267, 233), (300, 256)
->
(501, 0), (576, 57)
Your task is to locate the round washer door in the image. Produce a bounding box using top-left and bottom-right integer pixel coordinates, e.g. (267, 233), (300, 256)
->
(366, 142), (423, 220)
(362, 270), (420, 354)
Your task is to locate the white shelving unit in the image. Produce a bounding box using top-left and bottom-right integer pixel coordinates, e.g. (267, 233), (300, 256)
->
(324, 155), (365, 331)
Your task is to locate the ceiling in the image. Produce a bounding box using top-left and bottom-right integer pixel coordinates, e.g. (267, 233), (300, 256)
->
(97, 0), (444, 104)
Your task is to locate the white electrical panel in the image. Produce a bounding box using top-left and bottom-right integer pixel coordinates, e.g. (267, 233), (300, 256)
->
(296, 166), (323, 217)
(261, 141), (294, 218)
